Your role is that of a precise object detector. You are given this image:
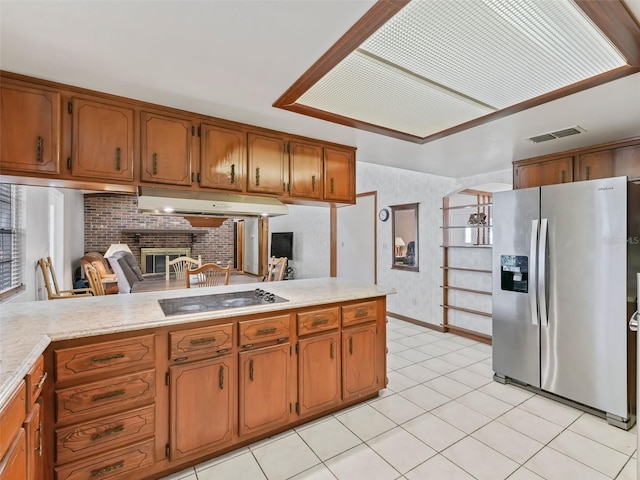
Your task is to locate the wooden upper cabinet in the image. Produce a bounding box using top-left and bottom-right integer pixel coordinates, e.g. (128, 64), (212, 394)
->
(199, 123), (245, 191)
(576, 145), (640, 181)
(70, 98), (134, 181)
(141, 111), (193, 186)
(247, 132), (286, 195)
(324, 147), (355, 203)
(288, 141), (323, 200)
(513, 157), (573, 189)
(1, 83), (60, 174)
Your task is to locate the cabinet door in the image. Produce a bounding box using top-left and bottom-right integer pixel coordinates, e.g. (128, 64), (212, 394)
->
(324, 147), (355, 203)
(24, 402), (41, 480)
(577, 145), (640, 181)
(247, 132), (286, 195)
(200, 123), (245, 191)
(71, 98), (134, 181)
(513, 157), (572, 189)
(298, 332), (340, 416)
(1, 84), (60, 174)
(170, 356), (233, 460)
(289, 141), (322, 200)
(238, 343), (290, 436)
(342, 324), (378, 401)
(0, 429), (26, 480)
(141, 111), (193, 185)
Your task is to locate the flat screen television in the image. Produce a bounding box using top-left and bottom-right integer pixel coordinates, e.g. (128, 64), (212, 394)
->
(271, 232), (293, 260)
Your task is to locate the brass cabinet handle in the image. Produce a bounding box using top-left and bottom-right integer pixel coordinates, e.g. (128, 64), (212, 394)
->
(249, 359), (254, 381)
(230, 164), (236, 184)
(276, 337), (287, 343)
(255, 167), (260, 186)
(354, 309), (369, 318)
(219, 365), (224, 390)
(330, 341), (334, 359)
(91, 461), (124, 477)
(585, 166), (590, 180)
(561, 170), (566, 183)
(311, 175), (316, 192)
(349, 336), (353, 355)
(153, 153), (158, 175)
(311, 318), (328, 327)
(91, 425), (124, 441)
(35, 422), (42, 456)
(330, 177), (335, 194)
(191, 172), (195, 182)
(36, 136), (43, 163)
(92, 389), (125, 402)
(116, 147), (121, 171)
(35, 372), (48, 390)
(190, 337), (216, 345)
(257, 327), (276, 335)
(91, 353), (125, 363)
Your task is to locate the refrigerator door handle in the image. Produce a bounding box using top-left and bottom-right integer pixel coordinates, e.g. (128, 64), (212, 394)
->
(538, 218), (548, 327)
(530, 219), (539, 326)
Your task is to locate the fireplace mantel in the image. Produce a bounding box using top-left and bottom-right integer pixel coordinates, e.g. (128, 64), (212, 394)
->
(121, 228), (208, 243)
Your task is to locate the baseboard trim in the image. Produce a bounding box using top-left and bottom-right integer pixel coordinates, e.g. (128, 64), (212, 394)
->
(386, 312), (445, 332)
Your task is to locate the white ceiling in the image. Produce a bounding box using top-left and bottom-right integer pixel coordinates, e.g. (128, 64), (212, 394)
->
(1, 0), (639, 179)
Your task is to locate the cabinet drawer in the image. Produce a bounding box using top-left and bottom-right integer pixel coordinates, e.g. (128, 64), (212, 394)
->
(0, 380), (25, 460)
(54, 438), (154, 480)
(239, 315), (290, 346)
(170, 323), (233, 360)
(342, 301), (378, 327)
(297, 307), (340, 335)
(55, 405), (155, 465)
(55, 370), (155, 424)
(26, 355), (46, 407)
(55, 335), (155, 383)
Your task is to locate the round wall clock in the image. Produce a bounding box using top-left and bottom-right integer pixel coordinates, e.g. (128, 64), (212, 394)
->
(378, 208), (390, 222)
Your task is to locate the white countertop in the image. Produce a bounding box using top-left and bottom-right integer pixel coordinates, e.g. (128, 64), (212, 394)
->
(0, 277), (395, 406)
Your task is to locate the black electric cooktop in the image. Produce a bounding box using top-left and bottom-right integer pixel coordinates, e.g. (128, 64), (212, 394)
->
(158, 289), (289, 317)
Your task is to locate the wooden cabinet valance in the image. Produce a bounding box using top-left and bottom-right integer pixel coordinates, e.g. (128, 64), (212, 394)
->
(0, 71), (356, 205)
(513, 137), (640, 189)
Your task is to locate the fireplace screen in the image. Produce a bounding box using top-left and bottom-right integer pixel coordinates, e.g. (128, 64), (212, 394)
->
(141, 248), (191, 274)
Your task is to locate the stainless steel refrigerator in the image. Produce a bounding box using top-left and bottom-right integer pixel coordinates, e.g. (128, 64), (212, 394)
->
(492, 176), (640, 428)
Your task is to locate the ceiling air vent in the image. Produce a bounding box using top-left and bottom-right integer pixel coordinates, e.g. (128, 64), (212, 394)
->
(527, 125), (585, 143)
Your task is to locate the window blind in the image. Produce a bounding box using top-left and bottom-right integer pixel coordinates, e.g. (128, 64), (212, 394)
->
(0, 184), (24, 294)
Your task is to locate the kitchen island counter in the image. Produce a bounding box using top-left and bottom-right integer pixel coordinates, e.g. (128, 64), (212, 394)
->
(0, 277), (394, 407)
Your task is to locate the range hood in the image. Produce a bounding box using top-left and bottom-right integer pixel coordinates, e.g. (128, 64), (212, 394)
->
(137, 188), (288, 217)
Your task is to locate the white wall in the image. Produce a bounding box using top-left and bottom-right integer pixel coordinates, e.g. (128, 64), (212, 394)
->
(6, 186), (84, 303)
(268, 205), (330, 279)
(337, 193), (376, 284)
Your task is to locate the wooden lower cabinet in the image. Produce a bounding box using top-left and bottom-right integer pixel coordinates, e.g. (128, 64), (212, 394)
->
(298, 332), (341, 416)
(238, 343), (290, 437)
(0, 429), (26, 480)
(24, 402), (42, 480)
(169, 357), (234, 460)
(342, 324), (378, 401)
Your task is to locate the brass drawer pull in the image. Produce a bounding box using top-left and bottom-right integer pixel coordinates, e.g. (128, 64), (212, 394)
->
(91, 353), (125, 363)
(257, 327), (276, 335)
(330, 177), (335, 194)
(330, 341), (334, 359)
(311, 319), (328, 327)
(116, 147), (121, 171)
(216, 348), (229, 354)
(255, 167), (260, 186)
(153, 153), (158, 175)
(249, 359), (254, 381)
(91, 425), (124, 441)
(230, 163), (236, 184)
(35, 371), (48, 390)
(276, 337), (287, 343)
(36, 136), (43, 163)
(311, 175), (316, 192)
(585, 166), (591, 180)
(92, 389), (125, 402)
(354, 309), (369, 318)
(91, 461), (124, 477)
(36, 422), (42, 456)
(219, 365), (225, 390)
(190, 337), (216, 345)
(349, 336), (353, 355)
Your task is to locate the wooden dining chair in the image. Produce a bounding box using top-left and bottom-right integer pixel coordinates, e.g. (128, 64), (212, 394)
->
(166, 255), (202, 284)
(38, 256), (93, 300)
(186, 261), (231, 288)
(266, 257), (287, 282)
(83, 262), (106, 296)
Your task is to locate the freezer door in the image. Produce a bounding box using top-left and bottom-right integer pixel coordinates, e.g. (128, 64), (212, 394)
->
(541, 177), (628, 418)
(492, 187), (541, 387)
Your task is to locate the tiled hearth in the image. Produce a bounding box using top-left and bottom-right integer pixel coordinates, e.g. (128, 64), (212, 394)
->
(160, 318), (637, 480)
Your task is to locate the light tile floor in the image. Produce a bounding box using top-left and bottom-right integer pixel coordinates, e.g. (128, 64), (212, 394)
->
(160, 317), (637, 480)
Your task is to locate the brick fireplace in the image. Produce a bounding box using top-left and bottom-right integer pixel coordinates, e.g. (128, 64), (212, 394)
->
(84, 194), (235, 268)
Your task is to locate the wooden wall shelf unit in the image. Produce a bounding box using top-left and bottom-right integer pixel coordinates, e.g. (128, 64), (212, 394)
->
(0, 71), (356, 206)
(512, 136), (640, 189)
(441, 189), (493, 344)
